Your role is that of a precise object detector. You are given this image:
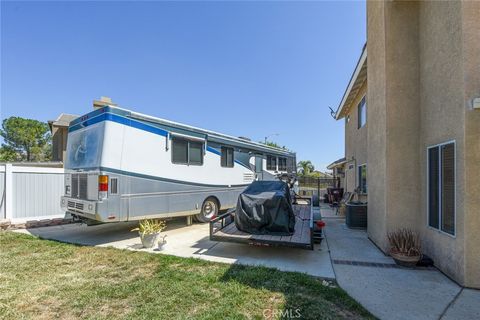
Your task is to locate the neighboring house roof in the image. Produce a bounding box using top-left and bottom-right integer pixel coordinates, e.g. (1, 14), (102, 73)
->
(48, 113), (78, 130)
(327, 157), (347, 170)
(335, 44), (367, 120)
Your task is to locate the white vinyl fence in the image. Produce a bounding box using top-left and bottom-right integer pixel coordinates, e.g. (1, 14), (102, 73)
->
(0, 163), (66, 223)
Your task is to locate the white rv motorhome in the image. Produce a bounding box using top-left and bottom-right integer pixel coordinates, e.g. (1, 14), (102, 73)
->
(61, 105), (297, 223)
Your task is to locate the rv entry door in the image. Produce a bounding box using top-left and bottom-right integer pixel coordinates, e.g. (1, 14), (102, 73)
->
(255, 155), (263, 180)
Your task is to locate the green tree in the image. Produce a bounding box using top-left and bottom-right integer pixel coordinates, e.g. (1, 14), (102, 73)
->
(0, 145), (19, 162)
(0, 117), (51, 161)
(297, 160), (315, 176)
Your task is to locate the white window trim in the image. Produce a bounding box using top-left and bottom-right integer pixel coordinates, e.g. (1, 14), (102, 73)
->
(426, 140), (456, 238)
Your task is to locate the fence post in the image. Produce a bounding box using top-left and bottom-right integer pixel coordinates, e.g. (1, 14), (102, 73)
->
(317, 178), (320, 200)
(4, 164), (13, 220)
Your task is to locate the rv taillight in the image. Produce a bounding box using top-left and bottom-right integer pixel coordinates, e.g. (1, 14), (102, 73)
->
(99, 175), (109, 191)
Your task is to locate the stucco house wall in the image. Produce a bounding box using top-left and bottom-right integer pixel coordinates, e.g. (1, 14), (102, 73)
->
(366, 0), (388, 251)
(417, 0), (467, 286)
(341, 0), (480, 287)
(344, 82), (368, 196)
(462, 0), (480, 289)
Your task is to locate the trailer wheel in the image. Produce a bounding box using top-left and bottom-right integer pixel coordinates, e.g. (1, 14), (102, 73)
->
(195, 197), (219, 223)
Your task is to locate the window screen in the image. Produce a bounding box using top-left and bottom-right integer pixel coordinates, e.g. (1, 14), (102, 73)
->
(267, 155), (277, 171)
(172, 138), (188, 164)
(428, 147), (440, 229)
(278, 157), (287, 171)
(221, 147), (234, 167)
(172, 137), (203, 165)
(441, 143), (455, 235)
(189, 141), (203, 165)
(358, 164), (367, 193)
(428, 142), (455, 235)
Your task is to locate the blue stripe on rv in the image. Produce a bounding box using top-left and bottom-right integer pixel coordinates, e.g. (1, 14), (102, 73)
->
(69, 112), (169, 137)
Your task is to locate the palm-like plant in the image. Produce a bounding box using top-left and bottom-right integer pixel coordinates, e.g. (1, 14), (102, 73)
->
(297, 160), (315, 176)
(132, 219), (166, 236)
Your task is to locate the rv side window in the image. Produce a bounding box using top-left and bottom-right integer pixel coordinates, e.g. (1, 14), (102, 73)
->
(267, 155), (277, 171)
(221, 147), (234, 168)
(189, 141), (203, 165)
(278, 157), (287, 171)
(172, 138), (188, 164)
(172, 137), (204, 165)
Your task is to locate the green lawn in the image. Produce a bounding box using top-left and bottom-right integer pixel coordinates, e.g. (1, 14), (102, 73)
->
(0, 232), (373, 319)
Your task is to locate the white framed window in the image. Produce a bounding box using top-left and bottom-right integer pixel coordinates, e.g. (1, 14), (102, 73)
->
(358, 164), (367, 193)
(358, 96), (367, 129)
(427, 141), (455, 236)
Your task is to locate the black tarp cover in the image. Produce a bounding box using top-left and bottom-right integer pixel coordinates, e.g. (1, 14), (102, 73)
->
(235, 181), (295, 236)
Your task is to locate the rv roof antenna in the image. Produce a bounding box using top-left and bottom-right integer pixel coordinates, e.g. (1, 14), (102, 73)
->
(93, 96), (118, 109)
(329, 107), (337, 119)
(264, 133), (279, 144)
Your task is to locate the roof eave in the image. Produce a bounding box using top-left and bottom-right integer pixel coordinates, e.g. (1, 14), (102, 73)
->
(335, 47), (368, 120)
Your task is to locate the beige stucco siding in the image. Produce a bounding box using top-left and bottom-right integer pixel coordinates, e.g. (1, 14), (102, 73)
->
(384, 1), (421, 233)
(366, 0), (388, 249)
(418, 0), (466, 285)
(344, 81), (368, 195)
(340, 0), (479, 287)
(362, 0), (480, 287)
(461, 0), (480, 289)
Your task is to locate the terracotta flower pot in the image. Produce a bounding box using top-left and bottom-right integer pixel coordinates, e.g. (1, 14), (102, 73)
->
(390, 251), (421, 267)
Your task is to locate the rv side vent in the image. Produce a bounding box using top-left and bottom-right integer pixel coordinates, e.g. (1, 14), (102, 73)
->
(243, 173), (255, 182)
(110, 178), (118, 195)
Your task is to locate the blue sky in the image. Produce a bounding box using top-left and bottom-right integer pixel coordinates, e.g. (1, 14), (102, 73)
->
(1, 1), (365, 171)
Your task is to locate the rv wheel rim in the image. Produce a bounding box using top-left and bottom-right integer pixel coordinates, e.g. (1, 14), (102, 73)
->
(203, 201), (216, 219)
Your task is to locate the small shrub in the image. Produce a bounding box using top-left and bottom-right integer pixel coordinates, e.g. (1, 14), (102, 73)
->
(387, 228), (421, 256)
(131, 219), (166, 236)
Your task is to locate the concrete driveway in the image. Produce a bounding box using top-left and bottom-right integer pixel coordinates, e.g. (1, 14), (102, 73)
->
(15, 217), (335, 280)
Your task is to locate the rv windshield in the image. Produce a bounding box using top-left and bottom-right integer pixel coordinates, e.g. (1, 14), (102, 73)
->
(65, 123), (104, 169)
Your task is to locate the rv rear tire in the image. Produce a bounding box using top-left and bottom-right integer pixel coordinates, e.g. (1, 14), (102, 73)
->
(195, 197), (219, 223)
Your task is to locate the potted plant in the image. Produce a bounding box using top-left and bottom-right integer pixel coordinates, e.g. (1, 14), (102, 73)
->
(387, 228), (421, 267)
(132, 219), (167, 249)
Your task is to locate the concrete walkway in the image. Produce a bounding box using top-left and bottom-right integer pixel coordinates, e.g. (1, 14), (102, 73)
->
(322, 204), (480, 320)
(14, 217), (335, 279)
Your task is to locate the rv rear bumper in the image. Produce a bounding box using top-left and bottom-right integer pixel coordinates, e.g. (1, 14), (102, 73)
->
(61, 196), (97, 218)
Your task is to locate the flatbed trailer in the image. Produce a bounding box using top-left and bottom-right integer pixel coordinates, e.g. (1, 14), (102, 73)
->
(209, 201), (316, 250)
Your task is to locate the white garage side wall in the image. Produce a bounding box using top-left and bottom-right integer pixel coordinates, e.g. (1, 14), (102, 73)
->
(1, 164), (65, 223)
(0, 170), (5, 219)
